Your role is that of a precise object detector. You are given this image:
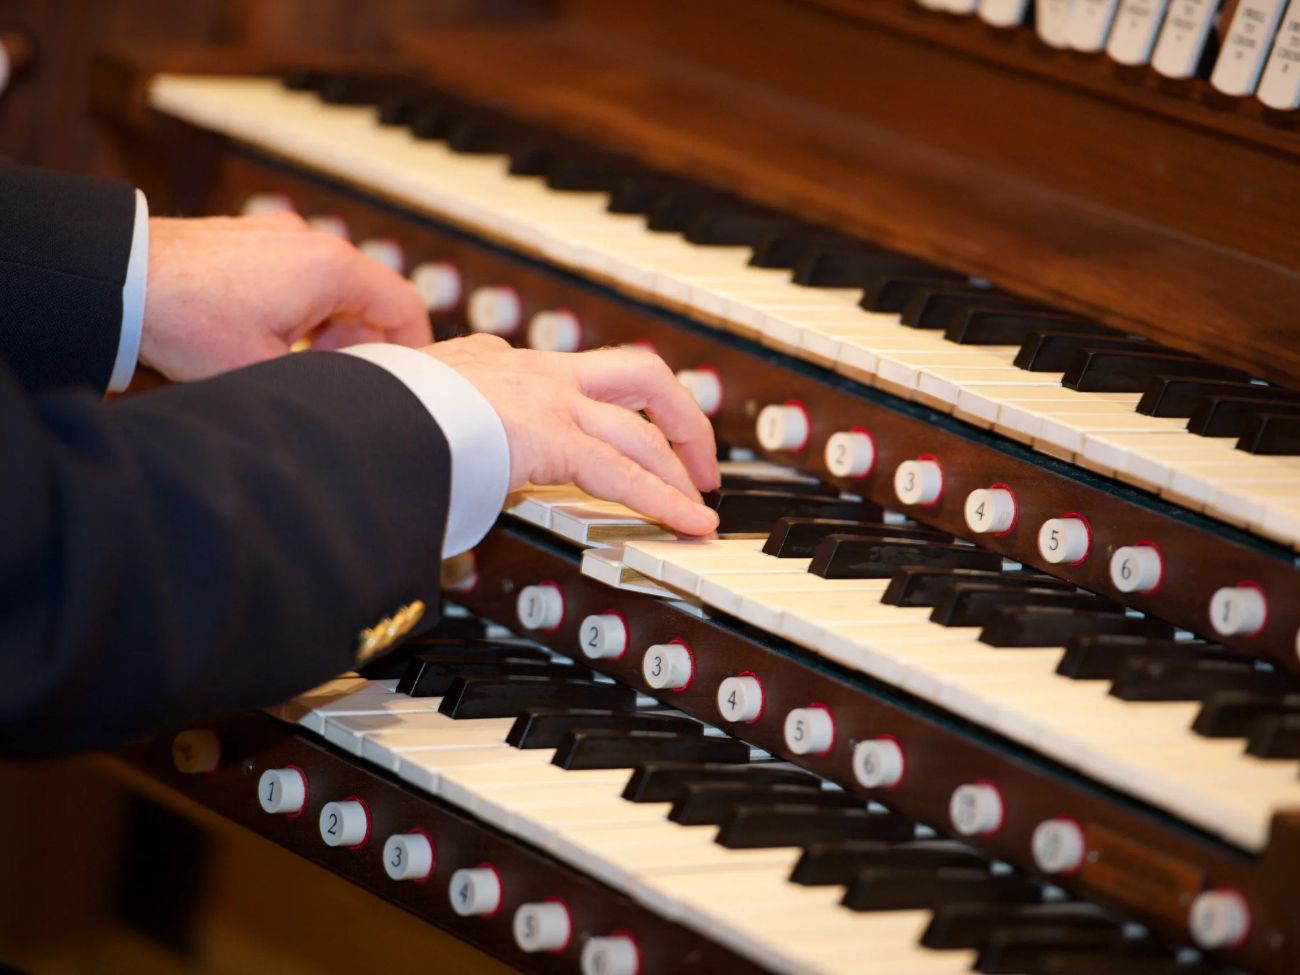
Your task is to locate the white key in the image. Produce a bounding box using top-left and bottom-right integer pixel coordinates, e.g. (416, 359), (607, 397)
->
(981, 0), (1033, 25)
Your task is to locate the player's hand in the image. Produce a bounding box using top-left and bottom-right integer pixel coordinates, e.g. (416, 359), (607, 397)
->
(141, 211), (430, 381)
(425, 335), (721, 536)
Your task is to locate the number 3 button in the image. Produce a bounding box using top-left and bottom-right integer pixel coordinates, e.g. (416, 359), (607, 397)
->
(383, 831), (435, 882)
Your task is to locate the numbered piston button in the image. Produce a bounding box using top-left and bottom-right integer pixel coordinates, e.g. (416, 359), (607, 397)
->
(894, 458), (943, 506)
(784, 706), (835, 755)
(578, 613), (628, 660)
(449, 865), (502, 917)
(717, 674), (764, 723)
(824, 430), (875, 478)
(1109, 544), (1163, 593)
(383, 831), (435, 882)
(1038, 516), (1090, 564)
(964, 487), (1016, 534)
(513, 900), (571, 953)
(319, 799), (369, 847)
(643, 642), (694, 690)
(517, 583), (564, 631)
(582, 934), (641, 975)
(258, 767), (307, 815)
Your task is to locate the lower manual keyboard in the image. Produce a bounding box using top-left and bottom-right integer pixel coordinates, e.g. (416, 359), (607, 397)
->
(263, 658), (1187, 975)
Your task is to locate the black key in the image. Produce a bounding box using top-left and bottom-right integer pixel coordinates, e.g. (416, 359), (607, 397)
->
(445, 117), (520, 155)
(545, 152), (639, 192)
(1188, 396), (1300, 438)
(1014, 333), (1162, 373)
(902, 288), (1038, 331)
(409, 97), (474, 140)
(398, 654), (585, 697)
(506, 137), (563, 176)
(945, 311), (1109, 346)
(705, 490), (871, 534)
(282, 69), (326, 91)
(860, 274), (977, 314)
(884, 568), (1073, 608)
(552, 730), (750, 770)
(791, 840), (983, 886)
(1193, 690), (1300, 738)
(646, 190), (739, 232)
(1056, 635), (1231, 681)
(1245, 713), (1300, 758)
(606, 174), (695, 215)
(843, 865), (1040, 912)
(930, 584), (1116, 628)
(317, 73), (408, 106)
(683, 210), (794, 247)
(669, 782), (842, 825)
(438, 675), (636, 719)
(403, 613), (489, 641)
(1236, 411), (1300, 454)
(398, 636), (549, 660)
(1063, 350), (1249, 392)
(1110, 656), (1296, 702)
(1136, 377), (1291, 418)
(792, 249), (946, 288)
(716, 805), (914, 848)
(980, 607), (1172, 648)
(976, 927), (1164, 974)
(377, 86), (431, 126)
(809, 535), (1003, 580)
(763, 517), (944, 558)
(922, 902), (1116, 950)
(719, 472), (829, 494)
(748, 231), (857, 270)
(622, 762), (819, 803)
(507, 709), (699, 749)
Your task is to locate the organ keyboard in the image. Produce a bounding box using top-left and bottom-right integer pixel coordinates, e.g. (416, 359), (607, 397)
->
(100, 2), (1300, 972)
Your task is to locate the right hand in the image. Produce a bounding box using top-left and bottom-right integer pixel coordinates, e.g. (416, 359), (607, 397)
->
(424, 335), (721, 536)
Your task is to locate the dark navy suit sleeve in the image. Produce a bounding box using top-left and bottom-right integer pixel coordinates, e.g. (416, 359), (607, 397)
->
(0, 350), (451, 757)
(0, 162), (136, 392)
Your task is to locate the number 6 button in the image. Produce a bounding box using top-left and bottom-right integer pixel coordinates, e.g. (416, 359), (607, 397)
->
(383, 831), (435, 882)
(258, 767), (307, 815)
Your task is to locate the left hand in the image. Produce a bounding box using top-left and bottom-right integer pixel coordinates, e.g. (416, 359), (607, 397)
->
(141, 211), (431, 381)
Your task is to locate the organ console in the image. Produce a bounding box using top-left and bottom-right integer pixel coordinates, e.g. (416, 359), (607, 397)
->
(98, 2), (1300, 973)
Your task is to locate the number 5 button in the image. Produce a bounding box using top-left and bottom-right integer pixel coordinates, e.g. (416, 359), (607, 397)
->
(784, 705), (835, 755)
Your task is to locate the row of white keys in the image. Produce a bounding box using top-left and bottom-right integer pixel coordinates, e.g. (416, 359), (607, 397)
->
(149, 77), (1300, 549)
(289, 676), (975, 974)
(624, 539), (1300, 851)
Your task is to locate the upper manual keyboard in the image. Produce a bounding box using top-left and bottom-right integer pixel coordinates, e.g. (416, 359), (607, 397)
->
(148, 73), (1300, 554)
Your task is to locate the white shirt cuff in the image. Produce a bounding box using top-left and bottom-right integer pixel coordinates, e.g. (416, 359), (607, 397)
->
(341, 343), (510, 558)
(107, 189), (149, 393)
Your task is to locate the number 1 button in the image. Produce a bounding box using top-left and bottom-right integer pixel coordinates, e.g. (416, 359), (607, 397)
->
(258, 767), (307, 815)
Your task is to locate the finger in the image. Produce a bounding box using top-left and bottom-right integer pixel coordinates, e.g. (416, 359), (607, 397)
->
(310, 318), (389, 351)
(318, 238), (433, 348)
(238, 210), (310, 231)
(572, 437), (719, 537)
(566, 349), (720, 490)
(575, 398), (703, 503)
